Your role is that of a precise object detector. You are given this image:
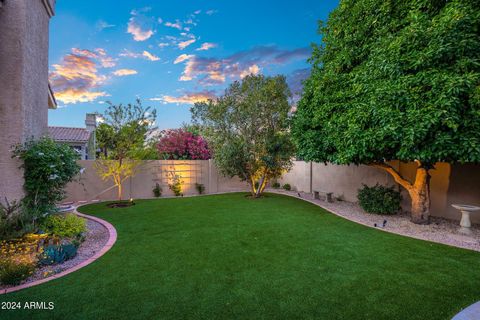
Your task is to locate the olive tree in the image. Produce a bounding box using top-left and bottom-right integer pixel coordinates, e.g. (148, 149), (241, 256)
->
(292, 0), (480, 223)
(192, 74), (295, 198)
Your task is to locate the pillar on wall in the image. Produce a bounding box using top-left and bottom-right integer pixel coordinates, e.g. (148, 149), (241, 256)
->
(208, 159), (218, 194)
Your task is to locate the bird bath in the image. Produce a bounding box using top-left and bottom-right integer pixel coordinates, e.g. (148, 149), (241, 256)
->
(451, 204), (480, 235)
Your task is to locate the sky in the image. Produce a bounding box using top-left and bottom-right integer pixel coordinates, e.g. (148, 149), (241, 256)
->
(48, 0), (339, 130)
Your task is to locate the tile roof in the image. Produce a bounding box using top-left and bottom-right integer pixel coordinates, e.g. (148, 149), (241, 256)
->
(48, 126), (91, 143)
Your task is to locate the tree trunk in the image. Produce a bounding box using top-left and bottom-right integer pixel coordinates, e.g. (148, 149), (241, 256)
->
(371, 161), (431, 225)
(249, 176), (257, 197)
(408, 167), (430, 224)
(254, 175), (267, 198)
(117, 182), (122, 201)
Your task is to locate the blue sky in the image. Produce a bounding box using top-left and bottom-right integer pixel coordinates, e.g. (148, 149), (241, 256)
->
(48, 0), (339, 129)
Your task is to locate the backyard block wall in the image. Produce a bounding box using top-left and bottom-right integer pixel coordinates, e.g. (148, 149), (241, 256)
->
(64, 160), (249, 202)
(64, 160), (480, 223)
(278, 161), (480, 223)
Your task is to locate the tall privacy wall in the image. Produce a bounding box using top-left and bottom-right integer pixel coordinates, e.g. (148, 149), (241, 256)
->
(65, 160), (480, 222)
(64, 160), (249, 202)
(278, 161), (480, 223)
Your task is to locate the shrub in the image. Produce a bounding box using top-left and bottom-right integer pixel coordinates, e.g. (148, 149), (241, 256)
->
(0, 258), (35, 285)
(357, 184), (402, 215)
(12, 137), (81, 221)
(272, 182), (280, 189)
(157, 129), (211, 160)
(153, 183), (162, 197)
(38, 243), (77, 266)
(195, 183), (205, 195)
(168, 173), (183, 196)
(40, 214), (86, 238)
(0, 198), (33, 240)
(282, 184), (291, 191)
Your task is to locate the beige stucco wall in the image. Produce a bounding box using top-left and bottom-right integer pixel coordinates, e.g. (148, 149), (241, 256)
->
(64, 160), (249, 202)
(64, 160), (479, 222)
(278, 161), (480, 223)
(0, 0), (54, 203)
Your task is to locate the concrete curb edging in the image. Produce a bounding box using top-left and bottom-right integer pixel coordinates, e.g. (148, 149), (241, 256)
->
(0, 209), (117, 295)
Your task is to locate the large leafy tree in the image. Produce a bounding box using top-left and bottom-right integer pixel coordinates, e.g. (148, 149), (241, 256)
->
(95, 99), (157, 200)
(292, 0), (480, 224)
(192, 74), (295, 198)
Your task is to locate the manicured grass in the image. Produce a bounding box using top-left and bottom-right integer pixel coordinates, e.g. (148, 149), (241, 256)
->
(1, 193), (479, 319)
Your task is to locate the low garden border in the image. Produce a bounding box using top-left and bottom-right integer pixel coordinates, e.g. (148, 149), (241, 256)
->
(1, 209), (117, 295)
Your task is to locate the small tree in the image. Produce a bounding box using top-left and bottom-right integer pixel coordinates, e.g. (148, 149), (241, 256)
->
(157, 129), (211, 160)
(191, 74), (295, 198)
(94, 159), (140, 201)
(95, 99), (156, 201)
(292, 0), (480, 223)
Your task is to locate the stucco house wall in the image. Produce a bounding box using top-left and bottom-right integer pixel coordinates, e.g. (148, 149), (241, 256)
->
(0, 0), (55, 203)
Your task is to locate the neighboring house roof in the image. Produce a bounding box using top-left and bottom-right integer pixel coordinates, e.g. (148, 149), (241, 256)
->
(48, 126), (91, 143)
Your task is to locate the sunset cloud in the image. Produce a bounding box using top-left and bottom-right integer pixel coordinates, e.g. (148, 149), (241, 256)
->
(142, 50), (160, 61)
(164, 20), (182, 30)
(119, 49), (160, 61)
(176, 46), (309, 85)
(178, 39), (196, 50)
(196, 42), (217, 51)
(174, 54), (193, 64)
(239, 64), (260, 78)
(49, 49), (109, 104)
(113, 69), (138, 76)
(127, 8), (155, 41)
(150, 90), (216, 105)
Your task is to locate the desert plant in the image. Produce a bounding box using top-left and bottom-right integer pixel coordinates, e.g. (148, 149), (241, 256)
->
(38, 243), (78, 266)
(357, 184), (402, 215)
(0, 198), (33, 240)
(272, 182), (280, 189)
(195, 183), (205, 195)
(153, 183), (162, 197)
(0, 258), (35, 285)
(40, 214), (86, 238)
(282, 184), (291, 191)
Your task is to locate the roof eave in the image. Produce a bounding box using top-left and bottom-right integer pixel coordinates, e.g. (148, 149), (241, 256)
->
(48, 83), (57, 109)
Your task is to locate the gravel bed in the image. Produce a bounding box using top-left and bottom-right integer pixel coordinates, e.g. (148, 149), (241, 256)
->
(270, 189), (480, 252)
(1, 217), (110, 290)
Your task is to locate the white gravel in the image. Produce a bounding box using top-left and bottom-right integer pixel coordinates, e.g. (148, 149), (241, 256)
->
(269, 189), (480, 252)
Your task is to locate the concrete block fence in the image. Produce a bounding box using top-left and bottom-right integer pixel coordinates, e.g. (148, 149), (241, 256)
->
(64, 160), (480, 223)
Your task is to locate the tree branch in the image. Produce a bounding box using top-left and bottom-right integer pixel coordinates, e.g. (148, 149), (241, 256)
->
(370, 162), (413, 191)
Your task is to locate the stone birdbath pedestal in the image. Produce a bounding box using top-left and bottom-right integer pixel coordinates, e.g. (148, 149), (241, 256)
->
(451, 204), (480, 235)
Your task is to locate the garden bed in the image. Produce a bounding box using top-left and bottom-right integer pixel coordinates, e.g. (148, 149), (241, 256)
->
(0, 216), (110, 292)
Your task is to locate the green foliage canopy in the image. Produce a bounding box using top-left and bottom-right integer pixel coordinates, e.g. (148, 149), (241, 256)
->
(292, 0), (480, 166)
(192, 74), (295, 196)
(12, 137), (81, 218)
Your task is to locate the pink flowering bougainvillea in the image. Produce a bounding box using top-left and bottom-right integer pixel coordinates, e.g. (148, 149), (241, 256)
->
(157, 129), (211, 160)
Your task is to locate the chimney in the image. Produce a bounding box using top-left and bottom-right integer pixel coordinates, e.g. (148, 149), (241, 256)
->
(85, 113), (97, 132)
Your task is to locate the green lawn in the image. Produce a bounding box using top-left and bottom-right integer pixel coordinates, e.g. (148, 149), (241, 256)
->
(1, 193), (479, 319)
